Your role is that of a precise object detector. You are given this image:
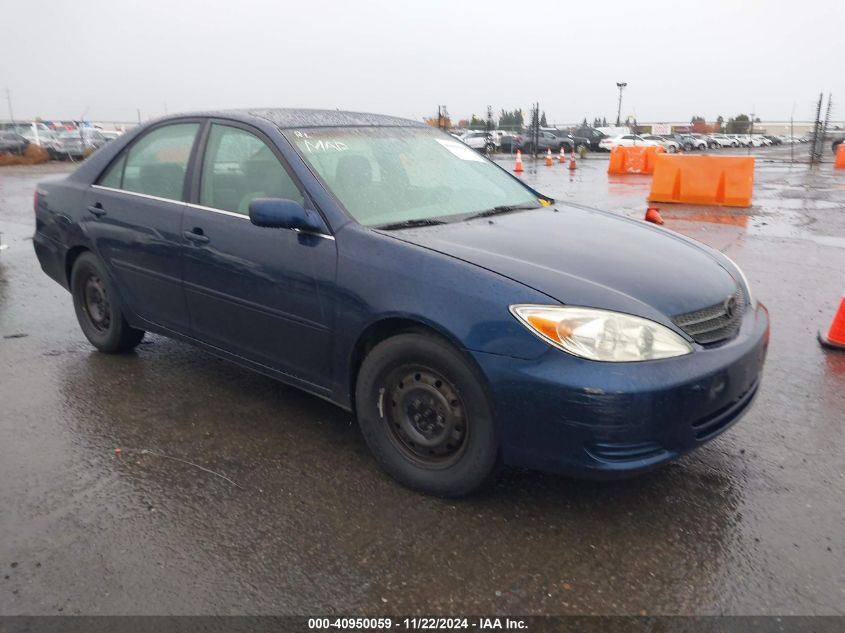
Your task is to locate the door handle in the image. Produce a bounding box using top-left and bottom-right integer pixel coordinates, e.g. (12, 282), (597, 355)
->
(183, 229), (210, 244)
(87, 204), (107, 218)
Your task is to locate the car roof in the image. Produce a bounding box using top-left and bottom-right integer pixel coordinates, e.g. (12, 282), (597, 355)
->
(155, 107), (426, 130)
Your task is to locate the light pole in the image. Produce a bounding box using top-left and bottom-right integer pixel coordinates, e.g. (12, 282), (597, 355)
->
(748, 111), (754, 155)
(615, 82), (627, 127)
(5, 88), (14, 125)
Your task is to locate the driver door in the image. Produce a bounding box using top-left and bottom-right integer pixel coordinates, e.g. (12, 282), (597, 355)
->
(181, 122), (336, 391)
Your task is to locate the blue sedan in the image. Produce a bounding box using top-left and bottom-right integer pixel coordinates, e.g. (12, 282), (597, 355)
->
(33, 109), (769, 496)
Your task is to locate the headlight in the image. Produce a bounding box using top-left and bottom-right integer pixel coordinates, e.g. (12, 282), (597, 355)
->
(510, 305), (693, 362)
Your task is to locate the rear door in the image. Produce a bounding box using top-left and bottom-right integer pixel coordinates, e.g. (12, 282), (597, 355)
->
(181, 121), (336, 391)
(86, 121), (201, 333)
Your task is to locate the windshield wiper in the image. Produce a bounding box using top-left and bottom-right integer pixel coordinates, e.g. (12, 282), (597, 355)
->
(464, 203), (542, 220)
(373, 218), (449, 230)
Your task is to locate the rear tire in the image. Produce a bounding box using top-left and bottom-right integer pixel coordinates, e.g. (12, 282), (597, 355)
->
(71, 252), (145, 353)
(355, 333), (499, 497)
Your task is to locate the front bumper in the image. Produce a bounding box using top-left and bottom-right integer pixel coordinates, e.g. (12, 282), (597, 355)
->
(471, 302), (769, 478)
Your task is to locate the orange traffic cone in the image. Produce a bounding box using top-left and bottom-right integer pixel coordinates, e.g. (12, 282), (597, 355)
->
(514, 150), (524, 173)
(568, 148), (577, 170)
(545, 148), (553, 167)
(645, 207), (664, 225)
(819, 295), (845, 350)
(559, 147), (566, 163)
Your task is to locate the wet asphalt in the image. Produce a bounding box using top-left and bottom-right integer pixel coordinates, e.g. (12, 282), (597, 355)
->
(0, 147), (843, 616)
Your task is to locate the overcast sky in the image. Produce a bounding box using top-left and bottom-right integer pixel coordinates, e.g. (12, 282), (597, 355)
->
(2, 0), (842, 125)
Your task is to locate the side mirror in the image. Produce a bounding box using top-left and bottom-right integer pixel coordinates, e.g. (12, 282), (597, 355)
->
(248, 198), (323, 233)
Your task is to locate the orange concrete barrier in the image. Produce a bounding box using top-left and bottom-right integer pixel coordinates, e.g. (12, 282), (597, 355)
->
(835, 145), (845, 169)
(607, 145), (665, 175)
(648, 154), (754, 208)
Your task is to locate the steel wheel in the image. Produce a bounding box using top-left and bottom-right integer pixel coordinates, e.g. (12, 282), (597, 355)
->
(71, 252), (145, 353)
(355, 333), (499, 496)
(382, 365), (468, 468)
(82, 273), (111, 332)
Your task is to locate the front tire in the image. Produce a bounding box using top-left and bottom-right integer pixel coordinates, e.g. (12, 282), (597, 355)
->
(71, 252), (145, 353)
(355, 333), (499, 497)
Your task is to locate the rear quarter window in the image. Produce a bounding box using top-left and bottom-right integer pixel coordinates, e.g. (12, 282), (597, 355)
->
(98, 153), (126, 189)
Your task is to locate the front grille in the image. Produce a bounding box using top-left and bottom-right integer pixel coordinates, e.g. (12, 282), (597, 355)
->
(672, 287), (746, 345)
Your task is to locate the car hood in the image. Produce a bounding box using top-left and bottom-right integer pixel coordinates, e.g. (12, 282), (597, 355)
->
(384, 205), (739, 325)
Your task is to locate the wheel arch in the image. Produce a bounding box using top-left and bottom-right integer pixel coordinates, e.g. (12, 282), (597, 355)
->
(65, 244), (91, 286)
(347, 316), (486, 412)
(63, 243), (137, 328)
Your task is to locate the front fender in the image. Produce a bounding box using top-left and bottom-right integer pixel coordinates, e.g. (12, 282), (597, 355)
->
(328, 224), (556, 406)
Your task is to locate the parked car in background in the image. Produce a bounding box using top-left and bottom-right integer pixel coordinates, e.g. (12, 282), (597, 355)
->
(550, 129), (590, 152)
(681, 134), (709, 151)
(20, 128), (61, 156)
(488, 130), (508, 148)
(764, 135), (782, 145)
(664, 134), (693, 151)
(832, 136), (845, 154)
(521, 130), (573, 154)
(32, 107), (769, 496)
(0, 131), (30, 155)
(703, 135), (721, 148)
(710, 134), (739, 148)
(572, 126), (608, 151)
(459, 131), (496, 153)
(742, 135), (766, 147)
(642, 135), (680, 153)
(497, 131), (525, 152)
(598, 134), (660, 151)
(55, 129), (110, 159)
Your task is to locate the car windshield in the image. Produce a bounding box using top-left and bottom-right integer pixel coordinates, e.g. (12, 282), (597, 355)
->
(288, 126), (541, 227)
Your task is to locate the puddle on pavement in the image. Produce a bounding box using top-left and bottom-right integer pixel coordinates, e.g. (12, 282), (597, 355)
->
(498, 156), (845, 251)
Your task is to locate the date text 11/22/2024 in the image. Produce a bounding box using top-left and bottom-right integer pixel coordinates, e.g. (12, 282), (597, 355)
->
(307, 617), (528, 629)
